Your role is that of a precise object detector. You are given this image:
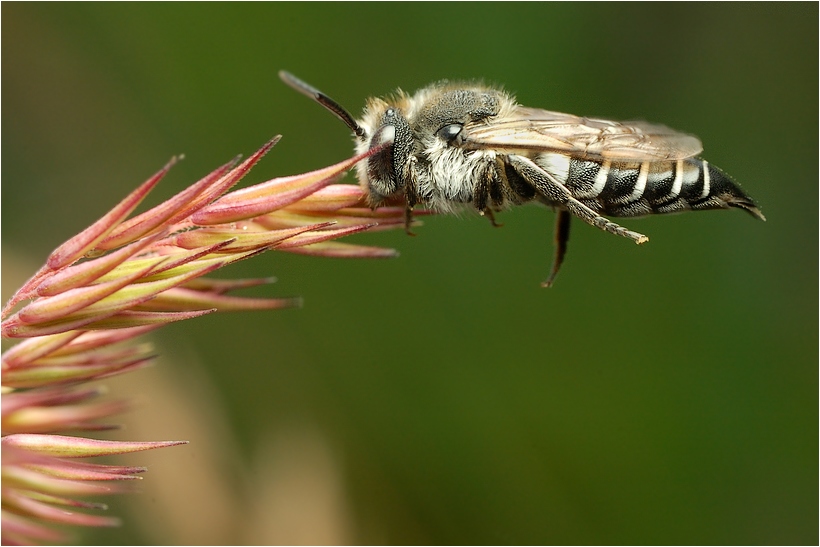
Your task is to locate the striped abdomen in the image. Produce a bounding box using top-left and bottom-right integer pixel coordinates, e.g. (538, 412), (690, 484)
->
(536, 153), (764, 220)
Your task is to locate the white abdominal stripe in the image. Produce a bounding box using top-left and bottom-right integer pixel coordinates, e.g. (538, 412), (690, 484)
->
(535, 153), (761, 218)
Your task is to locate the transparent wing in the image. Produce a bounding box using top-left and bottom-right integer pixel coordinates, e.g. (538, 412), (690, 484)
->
(463, 106), (703, 161)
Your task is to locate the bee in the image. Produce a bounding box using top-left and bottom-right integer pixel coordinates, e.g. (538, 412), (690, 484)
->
(279, 71), (764, 287)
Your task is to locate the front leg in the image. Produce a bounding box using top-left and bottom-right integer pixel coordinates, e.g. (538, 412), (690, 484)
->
(403, 156), (420, 236)
(403, 201), (416, 236)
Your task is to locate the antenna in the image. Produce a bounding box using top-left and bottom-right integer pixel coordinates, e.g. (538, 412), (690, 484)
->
(279, 71), (367, 140)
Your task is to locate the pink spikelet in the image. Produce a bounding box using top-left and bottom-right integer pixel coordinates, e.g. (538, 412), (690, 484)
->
(1, 136), (411, 543)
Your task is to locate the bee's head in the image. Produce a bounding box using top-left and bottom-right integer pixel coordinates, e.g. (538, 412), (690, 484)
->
(279, 71), (408, 205)
(358, 85), (502, 205)
(355, 101), (414, 204)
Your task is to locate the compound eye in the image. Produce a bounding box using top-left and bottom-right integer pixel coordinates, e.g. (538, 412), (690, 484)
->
(436, 123), (464, 145)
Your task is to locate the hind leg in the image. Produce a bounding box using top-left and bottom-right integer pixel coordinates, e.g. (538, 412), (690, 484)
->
(506, 155), (649, 245)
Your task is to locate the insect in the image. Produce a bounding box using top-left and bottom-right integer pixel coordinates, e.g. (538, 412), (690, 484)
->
(279, 71), (764, 287)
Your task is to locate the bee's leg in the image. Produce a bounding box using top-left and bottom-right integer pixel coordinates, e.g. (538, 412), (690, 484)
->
(403, 205), (417, 236)
(474, 157), (504, 227)
(542, 210), (571, 288)
(487, 160), (506, 227)
(482, 208), (503, 227)
(507, 155), (649, 245)
(403, 157), (420, 236)
(401, 186), (419, 236)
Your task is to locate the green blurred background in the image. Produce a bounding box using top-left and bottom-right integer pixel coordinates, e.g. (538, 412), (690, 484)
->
(3, 3), (817, 544)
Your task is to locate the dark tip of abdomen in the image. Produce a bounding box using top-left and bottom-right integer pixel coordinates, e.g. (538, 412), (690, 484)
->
(706, 161), (765, 221)
(729, 199), (766, 221)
